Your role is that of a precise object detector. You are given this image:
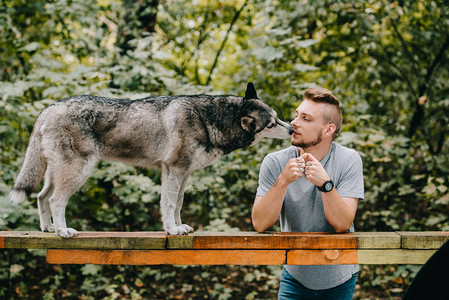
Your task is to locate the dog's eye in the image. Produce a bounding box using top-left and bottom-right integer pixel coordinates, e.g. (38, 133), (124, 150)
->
(267, 122), (275, 128)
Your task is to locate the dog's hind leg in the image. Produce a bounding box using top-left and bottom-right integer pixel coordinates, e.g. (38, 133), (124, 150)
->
(37, 169), (55, 232)
(48, 155), (98, 238)
(160, 164), (193, 235)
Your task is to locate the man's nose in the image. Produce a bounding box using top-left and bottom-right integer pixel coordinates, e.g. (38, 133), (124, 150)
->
(291, 117), (299, 128)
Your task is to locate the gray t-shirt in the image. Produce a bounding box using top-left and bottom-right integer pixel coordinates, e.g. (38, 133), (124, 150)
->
(256, 143), (364, 290)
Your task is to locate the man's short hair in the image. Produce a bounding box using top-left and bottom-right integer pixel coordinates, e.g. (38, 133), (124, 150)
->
(304, 87), (342, 138)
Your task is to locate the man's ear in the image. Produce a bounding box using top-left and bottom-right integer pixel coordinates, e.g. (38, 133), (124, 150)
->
(325, 123), (337, 137)
(241, 116), (255, 131)
(244, 82), (258, 100)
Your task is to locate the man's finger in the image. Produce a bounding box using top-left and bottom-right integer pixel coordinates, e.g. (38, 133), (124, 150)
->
(296, 157), (305, 164)
(305, 153), (318, 162)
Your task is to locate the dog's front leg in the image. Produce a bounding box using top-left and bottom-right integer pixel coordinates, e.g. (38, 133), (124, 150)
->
(174, 175), (193, 232)
(160, 164), (193, 235)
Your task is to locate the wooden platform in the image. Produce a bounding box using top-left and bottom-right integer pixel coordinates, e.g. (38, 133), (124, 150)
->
(1, 231), (448, 265)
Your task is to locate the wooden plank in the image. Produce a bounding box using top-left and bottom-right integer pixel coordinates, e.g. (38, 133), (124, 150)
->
(192, 231), (276, 249)
(0, 231), (167, 250)
(0, 237), (4, 248)
(355, 232), (401, 249)
(46, 249), (287, 265)
(166, 235), (194, 249)
(358, 249), (436, 264)
(272, 232), (357, 249)
(46, 249), (439, 265)
(193, 231), (357, 249)
(287, 250), (358, 265)
(0, 231), (61, 249)
(398, 231), (449, 249)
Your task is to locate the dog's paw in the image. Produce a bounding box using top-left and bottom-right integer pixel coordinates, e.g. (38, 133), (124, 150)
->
(180, 224), (194, 233)
(41, 224), (55, 233)
(57, 228), (79, 238)
(166, 225), (194, 235)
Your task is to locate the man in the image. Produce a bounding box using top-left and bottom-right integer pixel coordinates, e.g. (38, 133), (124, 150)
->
(252, 87), (364, 299)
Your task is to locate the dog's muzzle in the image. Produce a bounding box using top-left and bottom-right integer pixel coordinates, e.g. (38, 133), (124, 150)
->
(288, 127), (294, 135)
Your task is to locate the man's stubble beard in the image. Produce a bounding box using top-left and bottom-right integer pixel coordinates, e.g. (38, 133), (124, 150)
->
(291, 131), (323, 149)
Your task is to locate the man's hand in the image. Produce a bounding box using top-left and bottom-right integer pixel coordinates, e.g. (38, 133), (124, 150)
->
(280, 157), (305, 184)
(279, 151), (331, 187)
(301, 153), (330, 187)
(278, 148), (307, 185)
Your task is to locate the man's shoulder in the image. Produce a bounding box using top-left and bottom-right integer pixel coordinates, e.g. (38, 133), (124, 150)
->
(332, 142), (361, 159)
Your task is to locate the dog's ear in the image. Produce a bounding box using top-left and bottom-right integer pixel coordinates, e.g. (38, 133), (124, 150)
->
(243, 82), (258, 100)
(241, 116), (255, 131)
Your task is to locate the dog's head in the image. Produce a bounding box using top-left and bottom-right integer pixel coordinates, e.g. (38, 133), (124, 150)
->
(241, 82), (293, 145)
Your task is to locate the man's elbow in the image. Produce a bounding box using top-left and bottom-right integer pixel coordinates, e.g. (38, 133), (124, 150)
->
(333, 223), (352, 233)
(253, 222), (267, 233)
(252, 217), (264, 233)
(251, 215), (269, 233)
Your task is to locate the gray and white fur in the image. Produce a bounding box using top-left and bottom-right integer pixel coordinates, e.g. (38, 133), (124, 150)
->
(9, 83), (293, 237)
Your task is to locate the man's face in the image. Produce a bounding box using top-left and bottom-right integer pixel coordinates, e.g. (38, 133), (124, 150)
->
(290, 99), (326, 149)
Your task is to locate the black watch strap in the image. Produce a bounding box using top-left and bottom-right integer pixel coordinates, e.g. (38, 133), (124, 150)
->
(319, 180), (334, 193)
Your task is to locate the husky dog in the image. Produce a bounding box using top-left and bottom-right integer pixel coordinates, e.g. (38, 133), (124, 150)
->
(9, 83), (293, 237)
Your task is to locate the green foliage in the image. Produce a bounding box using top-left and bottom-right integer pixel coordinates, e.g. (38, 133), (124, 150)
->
(1, 0), (449, 298)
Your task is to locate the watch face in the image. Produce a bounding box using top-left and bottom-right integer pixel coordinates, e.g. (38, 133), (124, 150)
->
(324, 182), (333, 191)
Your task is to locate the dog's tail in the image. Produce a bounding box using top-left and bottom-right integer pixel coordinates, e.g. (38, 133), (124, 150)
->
(9, 118), (46, 205)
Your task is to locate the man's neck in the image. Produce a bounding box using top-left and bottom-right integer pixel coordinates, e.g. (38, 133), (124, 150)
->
(298, 142), (332, 161)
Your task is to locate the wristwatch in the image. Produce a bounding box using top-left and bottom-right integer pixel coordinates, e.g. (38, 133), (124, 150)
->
(318, 180), (334, 193)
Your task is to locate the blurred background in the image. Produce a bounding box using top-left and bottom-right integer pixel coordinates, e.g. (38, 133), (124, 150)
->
(1, 0), (448, 298)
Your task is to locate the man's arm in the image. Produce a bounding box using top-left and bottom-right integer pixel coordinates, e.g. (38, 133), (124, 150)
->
(304, 153), (359, 233)
(252, 180), (287, 233)
(322, 192), (358, 233)
(252, 157), (305, 232)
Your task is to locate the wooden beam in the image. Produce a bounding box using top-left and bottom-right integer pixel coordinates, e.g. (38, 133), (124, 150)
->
(287, 249), (358, 265)
(358, 249), (436, 265)
(0, 231), (167, 249)
(46, 249), (287, 265)
(0, 231), (361, 250)
(355, 232), (401, 249)
(398, 231), (449, 249)
(167, 234), (194, 249)
(192, 232), (357, 249)
(45, 248), (439, 265)
(4, 231), (447, 250)
(2, 231), (448, 265)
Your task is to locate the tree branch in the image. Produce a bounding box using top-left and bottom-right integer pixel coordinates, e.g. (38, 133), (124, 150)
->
(420, 34), (449, 95)
(181, 7), (211, 80)
(369, 10), (418, 96)
(436, 128), (446, 154)
(367, 48), (418, 96)
(205, 0), (249, 85)
(389, 16), (419, 75)
(408, 34), (449, 138)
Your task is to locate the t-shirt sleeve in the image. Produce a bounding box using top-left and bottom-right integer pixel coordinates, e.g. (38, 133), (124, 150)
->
(336, 151), (364, 200)
(256, 155), (280, 197)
